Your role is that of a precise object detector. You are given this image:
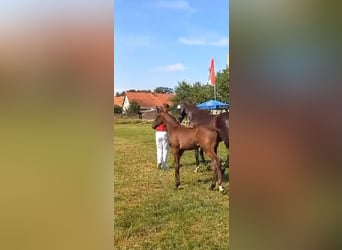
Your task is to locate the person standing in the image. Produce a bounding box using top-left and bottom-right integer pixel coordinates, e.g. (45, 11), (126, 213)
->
(154, 103), (170, 170)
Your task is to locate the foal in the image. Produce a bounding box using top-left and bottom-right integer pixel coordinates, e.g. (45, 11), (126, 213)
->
(152, 107), (224, 192)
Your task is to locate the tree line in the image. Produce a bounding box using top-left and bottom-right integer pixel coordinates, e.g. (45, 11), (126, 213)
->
(171, 68), (229, 105)
(114, 67), (229, 114)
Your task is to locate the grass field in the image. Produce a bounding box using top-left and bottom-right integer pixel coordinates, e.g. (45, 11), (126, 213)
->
(114, 123), (229, 250)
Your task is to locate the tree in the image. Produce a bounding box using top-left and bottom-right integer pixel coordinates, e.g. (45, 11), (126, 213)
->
(154, 87), (174, 94)
(215, 67), (229, 102)
(127, 89), (151, 93)
(192, 82), (214, 103)
(170, 67), (229, 107)
(171, 80), (214, 105)
(171, 80), (194, 104)
(114, 105), (123, 114)
(127, 100), (140, 114)
(115, 91), (125, 96)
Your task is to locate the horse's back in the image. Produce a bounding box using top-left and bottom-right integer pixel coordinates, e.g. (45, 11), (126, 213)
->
(191, 112), (216, 126)
(170, 126), (201, 150)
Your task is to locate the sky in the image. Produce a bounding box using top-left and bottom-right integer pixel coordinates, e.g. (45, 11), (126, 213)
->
(114, 0), (229, 93)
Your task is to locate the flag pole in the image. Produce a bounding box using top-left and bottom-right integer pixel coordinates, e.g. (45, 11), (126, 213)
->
(209, 57), (216, 100)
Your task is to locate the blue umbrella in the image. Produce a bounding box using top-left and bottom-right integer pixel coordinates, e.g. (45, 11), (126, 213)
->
(197, 100), (229, 110)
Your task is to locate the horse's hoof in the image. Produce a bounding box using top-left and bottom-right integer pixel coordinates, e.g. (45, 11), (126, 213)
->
(219, 185), (225, 193)
(209, 185), (215, 190)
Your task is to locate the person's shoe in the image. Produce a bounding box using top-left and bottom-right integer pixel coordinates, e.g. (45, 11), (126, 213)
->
(162, 165), (170, 170)
(157, 163), (162, 169)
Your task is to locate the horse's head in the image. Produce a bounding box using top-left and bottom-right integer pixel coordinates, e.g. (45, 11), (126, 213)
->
(152, 106), (164, 129)
(177, 103), (187, 123)
(152, 106), (179, 129)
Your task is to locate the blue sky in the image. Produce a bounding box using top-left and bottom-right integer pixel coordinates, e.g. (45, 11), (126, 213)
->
(114, 0), (229, 93)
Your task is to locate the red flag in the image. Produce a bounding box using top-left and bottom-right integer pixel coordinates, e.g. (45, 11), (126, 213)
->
(209, 58), (216, 85)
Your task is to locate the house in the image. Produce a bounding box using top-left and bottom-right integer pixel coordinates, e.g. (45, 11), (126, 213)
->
(114, 96), (125, 107)
(122, 91), (174, 117)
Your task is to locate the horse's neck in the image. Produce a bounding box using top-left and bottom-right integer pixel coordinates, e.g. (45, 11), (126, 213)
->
(190, 110), (212, 122)
(163, 113), (179, 130)
(185, 104), (197, 113)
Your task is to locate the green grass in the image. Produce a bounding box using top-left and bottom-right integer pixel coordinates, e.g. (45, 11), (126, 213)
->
(114, 123), (229, 250)
(114, 117), (152, 124)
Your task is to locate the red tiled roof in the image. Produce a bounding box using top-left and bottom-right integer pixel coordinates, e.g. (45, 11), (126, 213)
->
(126, 92), (174, 108)
(114, 96), (124, 106)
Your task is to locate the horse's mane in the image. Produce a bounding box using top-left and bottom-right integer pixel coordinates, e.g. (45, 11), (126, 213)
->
(168, 112), (178, 122)
(160, 110), (180, 127)
(182, 101), (196, 108)
(180, 102), (201, 113)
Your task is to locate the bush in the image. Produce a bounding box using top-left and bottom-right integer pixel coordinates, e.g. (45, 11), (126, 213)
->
(127, 100), (140, 114)
(114, 105), (123, 114)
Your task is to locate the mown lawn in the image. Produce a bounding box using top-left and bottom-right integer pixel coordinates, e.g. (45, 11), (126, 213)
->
(114, 123), (229, 250)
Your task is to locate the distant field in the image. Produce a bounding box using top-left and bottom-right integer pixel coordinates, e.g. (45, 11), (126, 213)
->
(114, 123), (229, 249)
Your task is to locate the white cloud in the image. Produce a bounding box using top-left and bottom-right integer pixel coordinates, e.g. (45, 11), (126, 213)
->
(155, 0), (195, 12)
(178, 36), (229, 46)
(154, 63), (185, 72)
(178, 37), (205, 45)
(209, 37), (229, 46)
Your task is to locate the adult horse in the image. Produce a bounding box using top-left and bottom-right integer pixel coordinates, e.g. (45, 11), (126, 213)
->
(177, 102), (229, 172)
(152, 107), (224, 192)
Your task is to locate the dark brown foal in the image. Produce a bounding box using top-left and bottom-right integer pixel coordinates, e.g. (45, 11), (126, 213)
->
(152, 107), (224, 192)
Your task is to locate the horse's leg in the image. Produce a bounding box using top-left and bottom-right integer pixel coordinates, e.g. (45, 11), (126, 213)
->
(220, 145), (227, 175)
(174, 148), (184, 189)
(207, 146), (224, 192)
(173, 148), (180, 189)
(214, 144), (224, 192)
(223, 140), (229, 170)
(226, 140), (229, 167)
(195, 148), (207, 173)
(216, 156), (224, 192)
(210, 160), (218, 190)
(200, 148), (206, 165)
(194, 149), (200, 173)
(206, 149), (218, 190)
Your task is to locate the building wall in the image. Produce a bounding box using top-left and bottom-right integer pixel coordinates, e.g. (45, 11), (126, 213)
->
(122, 96), (130, 113)
(141, 109), (157, 120)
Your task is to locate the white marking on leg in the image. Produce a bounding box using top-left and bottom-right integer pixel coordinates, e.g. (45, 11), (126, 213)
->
(194, 166), (200, 173)
(219, 185), (224, 192)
